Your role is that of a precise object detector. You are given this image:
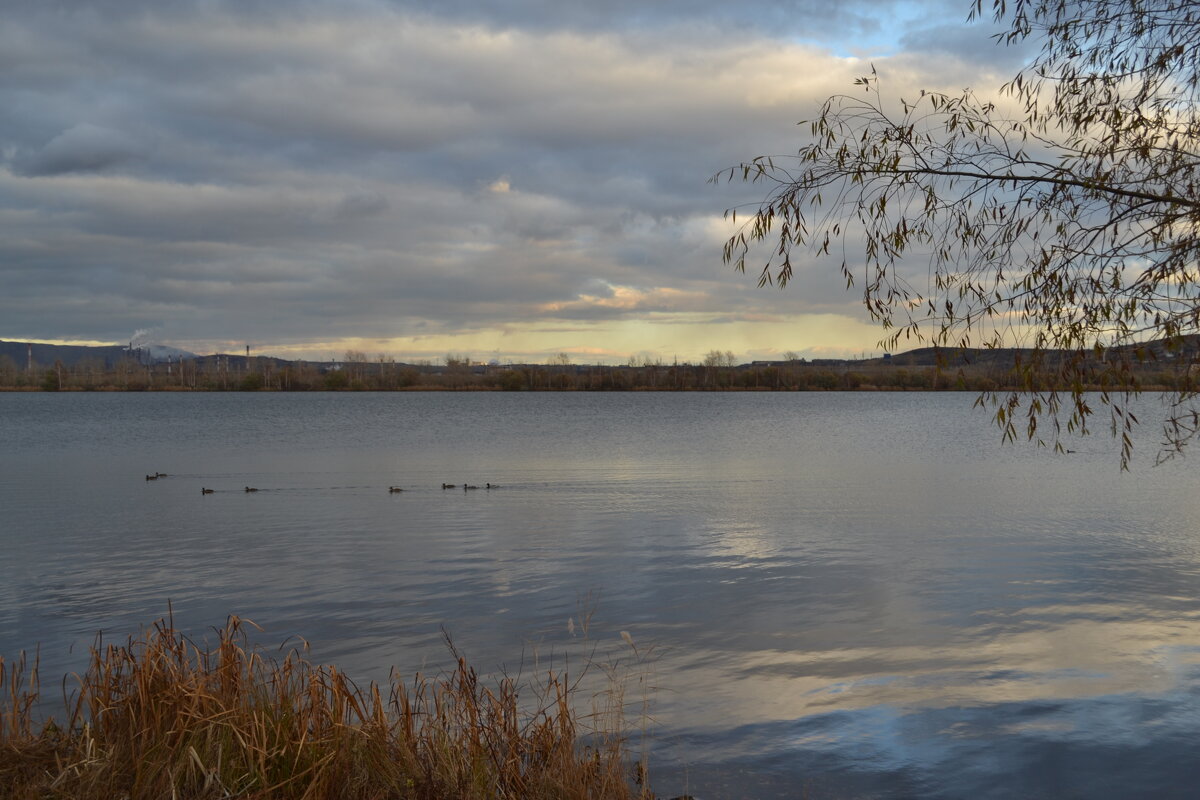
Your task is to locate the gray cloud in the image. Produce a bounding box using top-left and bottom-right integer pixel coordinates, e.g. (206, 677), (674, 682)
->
(0, 0), (1023, 358)
(899, 18), (1036, 71)
(392, 0), (968, 47)
(16, 124), (142, 176)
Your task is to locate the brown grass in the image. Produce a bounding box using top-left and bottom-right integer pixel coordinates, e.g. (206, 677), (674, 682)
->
(0, 616), (653, 799)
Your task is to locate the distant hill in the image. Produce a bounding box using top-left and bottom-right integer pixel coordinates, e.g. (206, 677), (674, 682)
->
(3, 335), (1197, 372)
(872, 335), (1200, 367)
(142, 344), (198, 362)
(0, 340), (128, 368)
(869, 346), (1040, 367)
(0, 340), (196, 368)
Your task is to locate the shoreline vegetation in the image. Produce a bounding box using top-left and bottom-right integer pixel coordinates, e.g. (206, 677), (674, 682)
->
(0, 617), (660, 800)
(1, 351), (1194, 394)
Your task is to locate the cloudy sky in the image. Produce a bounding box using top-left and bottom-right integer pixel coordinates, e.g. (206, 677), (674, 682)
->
(0, 0), (1025, 362)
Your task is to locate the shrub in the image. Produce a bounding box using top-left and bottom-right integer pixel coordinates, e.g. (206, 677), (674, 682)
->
(323, 370), (350, 390)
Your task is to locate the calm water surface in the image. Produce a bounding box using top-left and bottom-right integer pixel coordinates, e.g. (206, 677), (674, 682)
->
(2, 392), (1199, 798)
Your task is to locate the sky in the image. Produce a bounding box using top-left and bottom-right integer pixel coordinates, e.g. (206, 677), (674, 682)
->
(0, 0), (1028, 363)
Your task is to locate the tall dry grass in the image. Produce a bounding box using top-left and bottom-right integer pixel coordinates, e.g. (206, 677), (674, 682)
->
(0, 616), (653, 799)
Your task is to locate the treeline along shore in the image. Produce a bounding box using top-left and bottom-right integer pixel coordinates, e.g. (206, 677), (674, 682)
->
(1, 339), (1197, 393)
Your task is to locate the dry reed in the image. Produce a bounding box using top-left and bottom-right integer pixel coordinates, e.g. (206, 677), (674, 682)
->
(0, 616), (653, 799)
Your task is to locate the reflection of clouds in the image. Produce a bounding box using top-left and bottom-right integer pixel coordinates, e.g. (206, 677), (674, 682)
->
(6, 392), (1200, 796)
(657, 688), (1200, 798)
(649, 610), (1200, 734)
(694, 520), (780, 564)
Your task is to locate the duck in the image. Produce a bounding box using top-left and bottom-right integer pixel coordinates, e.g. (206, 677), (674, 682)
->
(156, 472), (168, 478)
(389, 486), (403, 493)
(442, 483), (456, 489)
(463, 484), (479, 490)
(244, 486), (259, 493)
(201, 487), (214, 495)
(146, 474), (158, 481)
(486, 482), (499, 489)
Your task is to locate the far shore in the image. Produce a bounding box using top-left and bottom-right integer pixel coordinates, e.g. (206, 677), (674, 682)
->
(1, 360), (1186, 394)
(5, 337), (1193, 394)
(0, 382), (1184, 393)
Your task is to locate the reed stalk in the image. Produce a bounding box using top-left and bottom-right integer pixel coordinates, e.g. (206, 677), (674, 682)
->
(0, 616), (652, 800)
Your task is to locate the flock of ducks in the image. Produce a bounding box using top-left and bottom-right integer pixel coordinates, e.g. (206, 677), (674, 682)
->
(146, 474), (500, 495)
(205, 482), (500, 495)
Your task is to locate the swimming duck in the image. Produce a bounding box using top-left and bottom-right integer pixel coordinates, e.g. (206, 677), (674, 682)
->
(464, 484), (479, 490)
(201, 487), (214, 494)
(146, 474), (158, 481)
(244, 486), (259, 493)
(442, 483), (455, 489)
(486, 483), (499, 489)
(389, 486), (403, 493)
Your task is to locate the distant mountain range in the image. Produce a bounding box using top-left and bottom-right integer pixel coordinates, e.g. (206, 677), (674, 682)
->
(0, 340), (196, 368)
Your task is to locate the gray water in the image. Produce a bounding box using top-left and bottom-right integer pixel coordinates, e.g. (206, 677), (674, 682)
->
(2, 392), (1199, 798)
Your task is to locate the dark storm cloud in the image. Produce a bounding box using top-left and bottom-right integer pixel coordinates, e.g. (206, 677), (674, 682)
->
(16, 124), (143, 176)
(0, 0), (1021, 357)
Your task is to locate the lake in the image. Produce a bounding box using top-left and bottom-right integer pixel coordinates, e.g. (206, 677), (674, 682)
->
(2, 391), (1199, 798)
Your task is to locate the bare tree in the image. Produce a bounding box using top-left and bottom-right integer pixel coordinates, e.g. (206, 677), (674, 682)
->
(718, 0), (1200, 465)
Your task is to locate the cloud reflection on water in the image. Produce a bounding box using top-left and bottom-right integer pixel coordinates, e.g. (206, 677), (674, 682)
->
(3, 392), (1200, 799)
